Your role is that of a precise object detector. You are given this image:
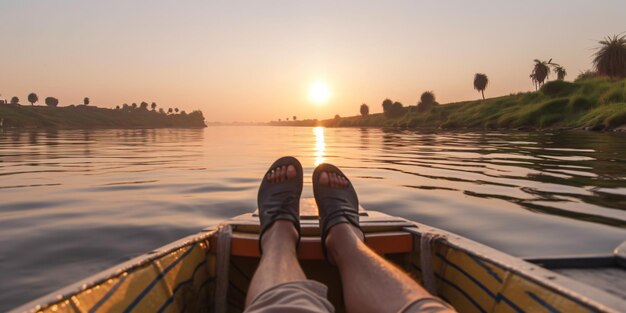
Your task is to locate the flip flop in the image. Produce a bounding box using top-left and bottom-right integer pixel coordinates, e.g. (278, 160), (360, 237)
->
(312, 163), (362, 264)
(257, 156), (303, 254)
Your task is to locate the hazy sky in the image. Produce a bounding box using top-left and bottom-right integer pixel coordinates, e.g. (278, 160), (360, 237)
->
(1, 1), (624, 122)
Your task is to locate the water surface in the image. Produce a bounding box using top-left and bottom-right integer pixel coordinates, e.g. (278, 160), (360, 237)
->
(1, 126), (625, 310)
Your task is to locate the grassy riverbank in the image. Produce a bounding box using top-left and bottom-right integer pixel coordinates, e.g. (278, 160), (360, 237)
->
(281, 77), (626, 131)
(0, 105), (206, 128)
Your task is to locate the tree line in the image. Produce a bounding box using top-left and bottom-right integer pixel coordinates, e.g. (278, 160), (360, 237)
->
(0, 92), (77, 107)
(357, 33), (625, 118)
(115, 102), (188, 116)
(0, 93), (192, 117)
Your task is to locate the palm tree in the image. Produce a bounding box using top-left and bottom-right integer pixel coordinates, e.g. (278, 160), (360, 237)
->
(473, 74), (488, 100)
(151, 102), (157, 111)
(593, 34), (626, 78)
(553, 66), (567, 81)
(530, 59), (552, 90)
(360, 103), (369, 116)
(28, 93), (38, 106)
(83, 97), (90, 106)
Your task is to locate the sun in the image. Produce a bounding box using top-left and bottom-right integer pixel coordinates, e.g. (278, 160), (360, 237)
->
(309, 82), (330, 104)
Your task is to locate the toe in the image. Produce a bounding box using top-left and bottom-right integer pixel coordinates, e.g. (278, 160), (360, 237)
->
(330, 172), (338, 187)
(319, 171), (329, 185)
(268, 170), (275, 182)
(286, 165), (297, 180)
(279, 166), (287, 182)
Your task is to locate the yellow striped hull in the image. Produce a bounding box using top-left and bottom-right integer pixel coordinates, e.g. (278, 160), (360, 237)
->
(11, 199), (625, 313)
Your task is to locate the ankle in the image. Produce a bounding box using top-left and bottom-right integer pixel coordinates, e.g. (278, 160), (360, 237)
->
(326, 223), (364, 261)
(261, 220), (298, 253)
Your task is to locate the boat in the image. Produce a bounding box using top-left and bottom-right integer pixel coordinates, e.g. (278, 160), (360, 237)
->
(11, 198), (626, 313)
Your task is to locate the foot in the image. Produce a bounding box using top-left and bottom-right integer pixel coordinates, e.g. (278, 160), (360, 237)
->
(319, 171), (365, 250)
(313, 163), (363, 265)
(257, 157), (303, 254)
(318, 170), (365, 243)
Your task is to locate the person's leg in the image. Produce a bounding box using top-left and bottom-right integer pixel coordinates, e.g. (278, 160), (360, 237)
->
(327, 224), (434, 313)
(319, 171), (452, 313)
(246, 163), (305, 305)
(245, 220), (305, 306)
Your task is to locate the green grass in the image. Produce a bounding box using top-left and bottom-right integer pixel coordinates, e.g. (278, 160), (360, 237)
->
(316, 77), (626, 130)
(0, 105), (206, 129)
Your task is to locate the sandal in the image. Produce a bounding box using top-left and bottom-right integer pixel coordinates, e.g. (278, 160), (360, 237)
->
(257, 156), (303, 254)
(312, 163), (362, 264)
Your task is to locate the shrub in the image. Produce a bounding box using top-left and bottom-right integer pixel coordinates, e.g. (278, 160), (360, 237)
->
(417, 91), (437, 112)
(575, 70), (598, 82)
(360, 104), (369, 116)
(540, 80), (576, 97)
(44, 97), (59, 107)
(382, 99), (393, 114)
(384, 101), (405, 118)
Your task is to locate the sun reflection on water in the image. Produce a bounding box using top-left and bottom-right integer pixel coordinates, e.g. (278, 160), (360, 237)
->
(314, 126), (325, 166)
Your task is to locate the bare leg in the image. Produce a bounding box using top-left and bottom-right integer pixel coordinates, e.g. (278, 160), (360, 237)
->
(327, 224), (433, 313)
(245, 221), (304, 306)
(318, 171), (438, 313)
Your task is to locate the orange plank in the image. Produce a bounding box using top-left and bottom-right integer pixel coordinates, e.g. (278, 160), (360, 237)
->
(228, 232), (413, 259)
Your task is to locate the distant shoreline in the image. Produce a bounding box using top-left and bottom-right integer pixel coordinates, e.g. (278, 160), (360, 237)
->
(270, 78), (626, 132)
(0, 105), (206, 129)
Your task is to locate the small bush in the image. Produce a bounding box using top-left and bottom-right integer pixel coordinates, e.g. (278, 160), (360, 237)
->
(540, 80), (576, 97)
(384, 102), (405, 118)
(575, 70), (598, 82)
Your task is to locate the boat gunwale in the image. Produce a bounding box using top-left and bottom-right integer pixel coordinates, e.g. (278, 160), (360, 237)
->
(9, 226), (220, 313)
(402, 223), (625, 313)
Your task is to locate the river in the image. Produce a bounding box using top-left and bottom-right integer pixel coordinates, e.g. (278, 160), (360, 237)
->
(1, 126), (625, 310)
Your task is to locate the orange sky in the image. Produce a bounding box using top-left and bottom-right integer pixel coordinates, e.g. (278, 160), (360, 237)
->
(1, 1), (625, 122)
